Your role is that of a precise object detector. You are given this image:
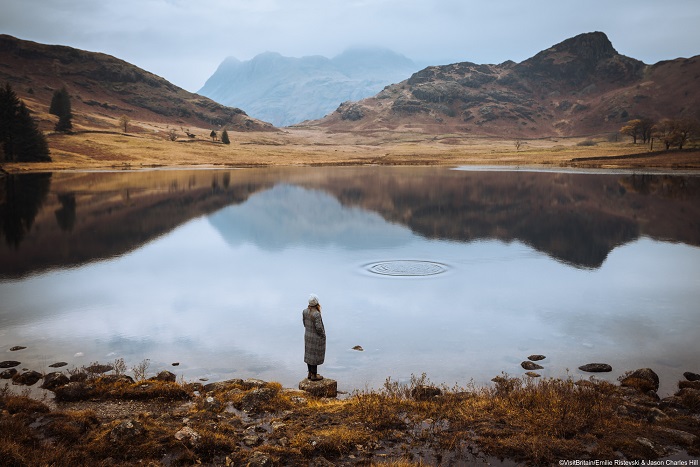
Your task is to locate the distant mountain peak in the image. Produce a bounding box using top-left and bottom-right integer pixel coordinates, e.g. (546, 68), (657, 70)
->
(198, 48), (421, 127)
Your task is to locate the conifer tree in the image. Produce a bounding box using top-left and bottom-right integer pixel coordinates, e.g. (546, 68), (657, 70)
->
(221, 129), (230, 145)
(50, 87), (72, 133)
(0, 83), (51, 162)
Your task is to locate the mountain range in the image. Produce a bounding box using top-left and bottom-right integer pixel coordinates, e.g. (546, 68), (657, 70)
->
(197, 48), (421, 127)
(315, 32), (700, 137)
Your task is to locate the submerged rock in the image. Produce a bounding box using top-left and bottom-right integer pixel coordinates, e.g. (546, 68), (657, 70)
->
(683, 371), (700, 382)
(13, 370), (42, 386)
(521, 361), (544, 371)
(579, 363), (612, 373)
(0, 361), (21, 368)
(48, 362), (68, 368)
(298, 378), (338, 398)
(1, 368), (18, 379)
(9, 346), (26, 351)
(41, 372), (70, 390)
(528, 354), (546, 361)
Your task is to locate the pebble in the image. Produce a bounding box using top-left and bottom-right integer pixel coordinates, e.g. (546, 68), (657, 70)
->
(9, 346), (26, 351)
(352, 345), (364, 351)
(528, 354), (546, 361)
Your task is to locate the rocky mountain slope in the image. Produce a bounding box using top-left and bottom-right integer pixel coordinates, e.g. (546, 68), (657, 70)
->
(316, 32), (700, 137)
(198, 48), (420, 127)
(0, 35), (273, 132)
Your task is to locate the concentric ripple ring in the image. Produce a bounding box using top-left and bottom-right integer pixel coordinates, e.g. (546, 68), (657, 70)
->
(366, 260), (448, 277)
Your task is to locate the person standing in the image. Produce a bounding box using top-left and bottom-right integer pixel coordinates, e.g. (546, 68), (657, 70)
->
(303, 293), (326, 381)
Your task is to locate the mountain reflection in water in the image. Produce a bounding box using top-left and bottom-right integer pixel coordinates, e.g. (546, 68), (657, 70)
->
(0, 167), (699, 395)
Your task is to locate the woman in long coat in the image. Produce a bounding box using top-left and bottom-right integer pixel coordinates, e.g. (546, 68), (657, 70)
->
(303, 293), (326, 381)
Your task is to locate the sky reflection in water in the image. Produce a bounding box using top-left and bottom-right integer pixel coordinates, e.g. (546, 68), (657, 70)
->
(1, 169), (699, 396)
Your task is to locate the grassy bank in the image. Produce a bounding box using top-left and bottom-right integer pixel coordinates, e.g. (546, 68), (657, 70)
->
(2, 366), (698, 466)
(2, 124), (699, 173)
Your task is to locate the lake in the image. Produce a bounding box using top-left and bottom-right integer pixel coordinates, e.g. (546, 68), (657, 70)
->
(1, 166), (699, 396)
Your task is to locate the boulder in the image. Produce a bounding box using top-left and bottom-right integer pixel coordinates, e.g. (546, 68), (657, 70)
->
(528, 355), (546, 361)
(579, 363), (612, 373)
(683, 371), (700, 382)
(0, 361), (21, 368)
(203, 379), (244, 392)
(521, 361), (544, 371)
(13, 370), (42, 386)
(620, 368), (660, 393)
(241, 378), (267, 390)
(1, 368), (18, 379)
(54, 382), (95, 402)
(41, 372), (70, 390)
(150, 371), (176, 382)
(411, 385), (442, 401)
(99, 375), (135, 385)
(298, 378), (338, 398)
(679, 380), (700, 391)
(241, 387), (277, 413)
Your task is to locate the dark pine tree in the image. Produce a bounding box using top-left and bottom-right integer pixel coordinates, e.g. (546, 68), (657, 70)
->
(221, 129), (230, 145)
(50, 87), (72, 133)
(0, 83), (51, 162)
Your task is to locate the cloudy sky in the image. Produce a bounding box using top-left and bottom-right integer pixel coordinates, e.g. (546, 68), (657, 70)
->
(2, 0), (699, 92)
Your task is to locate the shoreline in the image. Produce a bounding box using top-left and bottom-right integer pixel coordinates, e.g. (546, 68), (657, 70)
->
(2, 360), (699, 465)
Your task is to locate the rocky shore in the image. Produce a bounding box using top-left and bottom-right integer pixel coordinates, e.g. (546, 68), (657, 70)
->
(1, 353), (699, 466)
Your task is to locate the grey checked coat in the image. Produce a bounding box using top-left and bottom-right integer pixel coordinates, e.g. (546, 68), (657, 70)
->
(302, 307), (326, 365)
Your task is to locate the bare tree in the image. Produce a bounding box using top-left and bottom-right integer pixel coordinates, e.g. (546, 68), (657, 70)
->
(118, 115), (130, 133)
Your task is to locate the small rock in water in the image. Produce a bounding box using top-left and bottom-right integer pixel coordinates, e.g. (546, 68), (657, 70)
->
(352, 345), (364, 351)
(172, 362), (180, 366)
(0, 361), (21, 368)
(528, 354), (546, 361)
(521, 361), (544, 371)
(49, 362), (68, 368)
(525, 372), (541, 378)
(199, 378), (209, 382)
(579, 363), (612, 373)
(85, 363), (114, 374)
(683, 371), (700, 382)
(9, 346), (26, 351)
(1, 369), (18, 379)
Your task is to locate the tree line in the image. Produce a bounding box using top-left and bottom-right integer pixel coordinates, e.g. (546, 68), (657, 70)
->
(620, 117), (699, 150)
(0, 83), (51, 163)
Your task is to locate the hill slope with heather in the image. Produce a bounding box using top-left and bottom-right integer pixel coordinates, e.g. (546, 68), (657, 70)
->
(315, 32), (700, 138)
(0, 34), (273, 133)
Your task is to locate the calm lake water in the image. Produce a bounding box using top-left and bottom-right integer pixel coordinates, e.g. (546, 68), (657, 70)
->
(1, 166), (699, 396)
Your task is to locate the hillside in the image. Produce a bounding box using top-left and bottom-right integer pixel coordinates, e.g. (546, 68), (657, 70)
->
(198, 48), (420, 127)
(314, 32), (700, 137)
(0, 35), (274, 134)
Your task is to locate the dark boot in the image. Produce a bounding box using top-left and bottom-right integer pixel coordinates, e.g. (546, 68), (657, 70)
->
(311, 374), (323, 381)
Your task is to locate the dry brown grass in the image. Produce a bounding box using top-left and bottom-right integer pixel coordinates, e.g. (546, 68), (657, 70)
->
(2, 369), (698, 465)
(3, 118), (699, 173)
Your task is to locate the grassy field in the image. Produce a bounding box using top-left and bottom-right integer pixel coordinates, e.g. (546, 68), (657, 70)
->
(2, 118), (699, 172)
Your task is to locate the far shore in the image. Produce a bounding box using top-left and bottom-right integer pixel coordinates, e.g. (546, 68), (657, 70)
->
(2, 126), (699, 173)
